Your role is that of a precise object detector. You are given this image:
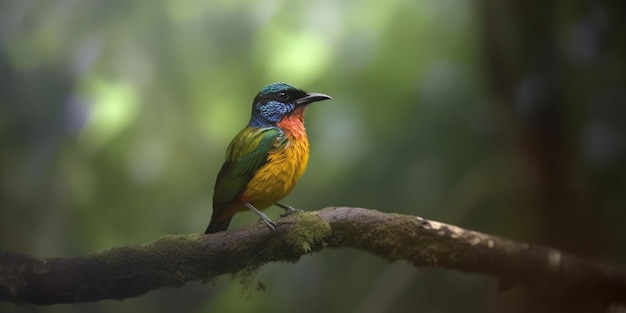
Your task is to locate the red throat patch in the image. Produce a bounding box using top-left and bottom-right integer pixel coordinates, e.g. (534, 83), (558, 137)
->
(277, 106), (307, 139)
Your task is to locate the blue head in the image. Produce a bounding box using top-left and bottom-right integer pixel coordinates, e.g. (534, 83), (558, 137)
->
(248, 82), (331, 127)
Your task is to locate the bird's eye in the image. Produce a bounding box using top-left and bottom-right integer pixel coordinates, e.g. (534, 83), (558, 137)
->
(277, 92), (289, 100)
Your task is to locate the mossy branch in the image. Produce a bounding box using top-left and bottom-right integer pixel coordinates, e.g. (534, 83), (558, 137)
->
(1, 207), (625, 305)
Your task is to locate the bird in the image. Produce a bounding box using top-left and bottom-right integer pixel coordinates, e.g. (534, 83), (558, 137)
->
(204, 82), (332, 234)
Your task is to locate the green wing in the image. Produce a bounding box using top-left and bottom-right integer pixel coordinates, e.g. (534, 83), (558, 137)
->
(213, 127), (286, 207)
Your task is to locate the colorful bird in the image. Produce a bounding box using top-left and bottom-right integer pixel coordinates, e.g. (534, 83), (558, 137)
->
(205, 82), (332, 234)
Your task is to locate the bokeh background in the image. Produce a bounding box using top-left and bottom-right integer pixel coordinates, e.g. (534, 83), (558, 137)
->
(1, 0), (625, 312)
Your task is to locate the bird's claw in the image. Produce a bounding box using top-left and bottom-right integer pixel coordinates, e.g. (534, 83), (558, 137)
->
(260, 217), (277, 231)
(279, 210), (302, 218)
(245, 202), (277, 231)
(276, 203), (303, 217)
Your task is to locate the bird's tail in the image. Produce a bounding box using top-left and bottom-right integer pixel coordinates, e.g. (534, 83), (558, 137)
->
(204, 216), (232, 234)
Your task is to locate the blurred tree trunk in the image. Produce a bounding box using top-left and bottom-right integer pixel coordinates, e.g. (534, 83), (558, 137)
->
(480, 1), (612, 312)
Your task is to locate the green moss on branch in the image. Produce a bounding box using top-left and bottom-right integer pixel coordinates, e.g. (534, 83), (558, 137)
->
(1, 207), (625, 305)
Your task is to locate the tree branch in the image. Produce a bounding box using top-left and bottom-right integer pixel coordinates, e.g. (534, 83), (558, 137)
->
(1, 207), (625, 305)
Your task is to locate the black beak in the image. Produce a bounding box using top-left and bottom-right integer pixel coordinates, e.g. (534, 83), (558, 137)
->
(294, 92), (332, 106)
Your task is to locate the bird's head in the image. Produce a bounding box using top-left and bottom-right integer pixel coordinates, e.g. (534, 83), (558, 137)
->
(249, 82), (331, 127)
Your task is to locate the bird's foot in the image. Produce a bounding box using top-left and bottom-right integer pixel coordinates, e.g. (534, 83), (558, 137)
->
(276, 202), (303, 217)
(245, 202), (277, 231)
(260, 216), (277, 231)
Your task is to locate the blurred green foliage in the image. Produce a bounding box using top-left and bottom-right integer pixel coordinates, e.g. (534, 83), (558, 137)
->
(1, 0), (625, 312)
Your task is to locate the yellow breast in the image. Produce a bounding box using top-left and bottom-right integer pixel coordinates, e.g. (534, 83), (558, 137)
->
(242, 136), (310, 209)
